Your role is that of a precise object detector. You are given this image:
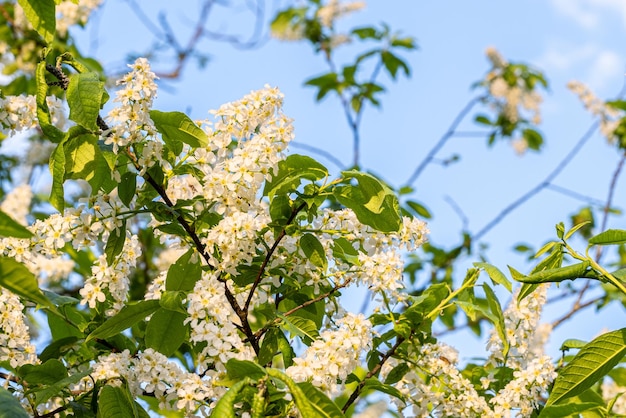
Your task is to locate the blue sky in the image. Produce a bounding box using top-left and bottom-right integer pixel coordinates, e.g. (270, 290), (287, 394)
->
(73, 1), (626, 359)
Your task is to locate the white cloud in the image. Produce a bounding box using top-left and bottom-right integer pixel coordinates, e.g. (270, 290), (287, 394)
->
(587, 50), (623, 90)
(535, 43), (596, 71)
(535, 42), (623, 91)
(551, 0), (599, 28)
(551, 0), (626, 28)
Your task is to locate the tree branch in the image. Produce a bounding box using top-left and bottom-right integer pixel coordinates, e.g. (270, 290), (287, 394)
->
(405, 96), (484, 186)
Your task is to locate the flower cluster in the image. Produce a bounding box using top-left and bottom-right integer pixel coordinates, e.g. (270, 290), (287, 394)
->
(311, 208), (428, 303)
(105, 58), (158, 154)
(484, 47), (543, 126)
(0, 95), (37, 135)
(186, 270), (255, 389)
(0, 95), (65, 137)
(383, 342), (492, 417)
(381, 285), (555, 418)
(90, 349), (212, 415)
(286, 313), (373, 396)
(316, 0), (366, 28)
(0, 288), (37, 368)
(481, 47), (545, 154)
(567, 80), (623, 143)
(56, 0), (103, 37)
(200, 85), (293, 215)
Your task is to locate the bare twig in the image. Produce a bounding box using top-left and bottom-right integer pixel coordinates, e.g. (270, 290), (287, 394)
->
(341, 333), (409, 413)
(551, 294), (603, 329)
(405, 96), (484, 186)
(289, 141), (346, 170)
(123, 0), (268, 79)
(596, 150), (626, 262)
(473, 121), (599, 241)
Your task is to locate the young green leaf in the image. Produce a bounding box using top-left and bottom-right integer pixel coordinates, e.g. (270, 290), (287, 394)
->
(49, 142), (66, 212)
(589, 229), (626, 246)
(546, 328), (626, 406)
(299, 233), (327, 271)
(166, 250), (202, 292)
(474, 262), (512, 292)
(483, 283), (508, 356)
(17, 0), (55, 44)
(67, 72), (105, 131)
(17, 359), (67, 386)
(225, 359), (267, 381)
(97, 384), (148, 418)
(209, 378), (251, 418)
(144, 308), (187, 357)
(105, 220), (126, 265)
(334, 170), (401, 233)
(118, 172), (137, 207)
(0, 210), (32, 238)
(0, 257), (51, 308)
(86, 300), (161, 342)
(150, 110), (208, 152)
(36, 62), (64, 142)
(0, 387), (30, 418)
(264, 154), (328, 199)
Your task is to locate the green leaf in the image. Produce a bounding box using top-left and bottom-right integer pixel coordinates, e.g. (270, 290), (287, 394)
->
(334, 170), (401, 232)
(380, 50), (410, 79)
(264, 154), (328, 199)
(67, 72), (105, 131)
(144, 308), (187, 357)
(280, 314), (319, 345)
(515, 262), (591, 284)
(17, 0), (55, 44)
(86, 300), (161, 342)
(105, 220), (126, 265)
(363, 377), (404, 401)
(483, 283), (508, 356)
(49, 142), (66, 212)
(304, 73), (339, 101)
(560, 339), (588, 351)
(64, 133), (109, 192)
(150, 110), (208, 153)
(166, 250), (202, 292)
(209, 378), (251, 418)
(331, 237), (361, 265)
(405, 200), (431, 219)
(299, 233), (327, 271)
(0, 257), (51, 307)
(589, 229), (626, 246)
(225, 359), (267, 381)
(266, 369), (344, 418)
(383, 363), (409, 385)
(539, 402), (606, 418)
(0, 210), (32, 238)
(158, 291), (186, 314)
(97, 384), (146, 418)
(474, 262), (512, 292)
(33, 369), (91, 405)
(118, 172), (137, 207)
(0, 387), (29, 417)
(17, 359), (67, 385)
(546, 328), (626, 406)
(296, 382), (345, 418)
(522, 128), (543, 150)
(258, 328), (280, 366)
(36, 62), (65, 142)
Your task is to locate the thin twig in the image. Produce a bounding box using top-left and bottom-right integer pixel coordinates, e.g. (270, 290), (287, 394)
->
(551, 294), (603, 329)
(289, 141), (346, 170)
(405, 96), (484, 186)
(596, 150), (626, 262)
(341, 334), (409, 413)
(473, 121), (600, 241)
